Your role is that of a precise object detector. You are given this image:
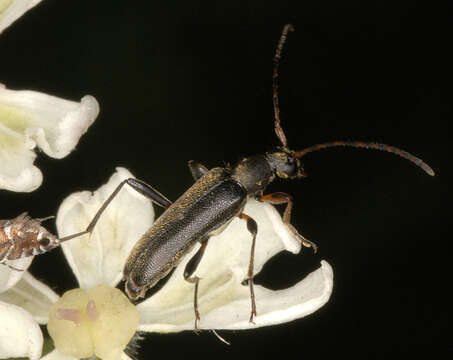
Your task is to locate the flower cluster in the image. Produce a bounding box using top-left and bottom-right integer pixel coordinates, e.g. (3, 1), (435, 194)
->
(0, 1), (99, 192)
(1, 167), (333, 359)
(0, 3), (333, 360)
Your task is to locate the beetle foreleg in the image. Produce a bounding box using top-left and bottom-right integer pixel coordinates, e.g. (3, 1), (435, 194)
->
(184, 237), (209, 332)
(259, 192), (318, 253)
(238, 213), (258, 324)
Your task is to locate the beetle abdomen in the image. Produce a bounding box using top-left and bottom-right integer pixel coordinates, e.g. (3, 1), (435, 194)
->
(124, 167), (247, 298)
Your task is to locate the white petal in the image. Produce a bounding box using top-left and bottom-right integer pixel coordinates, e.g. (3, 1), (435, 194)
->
(41, 349), (130, 360)
(41, 349), (77, 360)
(0, 300), (43, 360)
(120, 352), (133, 360)
(0, 0), (43, 35)
(139, 261), (332, 332)
(0, 87), (99, 159)
(57, 167), (154, 289)
(0, 256), (33, 292)
(0, 271), (59, 324)
(137, 199), (333, 332)
(0, 121), (42, 192)
(0, 86), (99, 192)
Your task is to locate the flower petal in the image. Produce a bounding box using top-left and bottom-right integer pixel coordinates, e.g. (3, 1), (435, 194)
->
(139, 261), (332, 332)
(0, 0), (43, 35)
(0, 121), (42, 192)
(0, 300), (43, 360)
(0, 87), (99, 159)
(137, 199), (333, 332)
(120, 352), (133, 360)
(0, 256), (33, 292)
(56, 167), (154, 289)
(0, 271), (59, 324)
(41, 349), (77, 360)
(0, 86), (99, 192)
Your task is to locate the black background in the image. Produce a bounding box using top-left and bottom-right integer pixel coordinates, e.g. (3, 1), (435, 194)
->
(0, 1), (450, 359)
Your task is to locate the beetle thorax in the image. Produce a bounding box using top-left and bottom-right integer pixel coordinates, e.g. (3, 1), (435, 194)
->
(230, 155), (274, 195)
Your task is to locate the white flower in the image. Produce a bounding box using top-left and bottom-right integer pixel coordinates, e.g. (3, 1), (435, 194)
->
(0, 0), (43, 35)
(0, 167), (333, 360)
(0, 85), (99, 192)
(0, 257), (43, 360)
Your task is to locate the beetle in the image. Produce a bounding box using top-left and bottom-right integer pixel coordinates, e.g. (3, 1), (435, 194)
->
(81, 24), (434, 330)
(0, 212), (89, 270)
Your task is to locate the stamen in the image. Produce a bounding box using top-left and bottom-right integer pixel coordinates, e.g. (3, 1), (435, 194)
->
(86, 300), (99, 322)
(56, 308), (82, 325)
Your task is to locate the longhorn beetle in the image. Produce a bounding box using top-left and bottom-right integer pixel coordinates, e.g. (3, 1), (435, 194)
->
(0, 212), (88, 270)
(80, 24), (434, 330)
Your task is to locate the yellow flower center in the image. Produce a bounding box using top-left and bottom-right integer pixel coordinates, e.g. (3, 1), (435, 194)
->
(47, 285), (139, 360)
(0, 103), (30, 133)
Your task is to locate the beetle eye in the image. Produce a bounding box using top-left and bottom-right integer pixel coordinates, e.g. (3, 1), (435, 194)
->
(39, 237), (51, 248)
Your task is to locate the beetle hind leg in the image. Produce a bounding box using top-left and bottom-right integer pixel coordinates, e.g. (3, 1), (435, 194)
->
(183, 237), (209, 332)
(238, 213), (258, 324)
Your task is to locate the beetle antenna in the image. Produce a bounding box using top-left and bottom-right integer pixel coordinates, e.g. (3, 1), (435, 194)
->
(293, 141), (435, 176)
(273, 24), (294, 148)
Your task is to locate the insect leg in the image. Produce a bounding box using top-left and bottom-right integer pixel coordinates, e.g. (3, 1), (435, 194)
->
(34, 215), (55, 223)
(183, 236), (209, 331)
(188, 160), (209, 181)
(259, 192), (318, 253)
(238, 213), (258, 324)
(0, 242), (25, 271)
(1, 262), (25, 271)
(85, 178), (172, 234)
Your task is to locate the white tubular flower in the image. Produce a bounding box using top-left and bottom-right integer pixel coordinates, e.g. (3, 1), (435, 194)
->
(0, 0), (43, 35)
(0, 85), (99, 192)
(0, 259), (44, 360)
(0, 167), (333, 360)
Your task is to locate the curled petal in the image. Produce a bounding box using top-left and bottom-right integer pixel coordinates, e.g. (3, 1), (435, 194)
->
(0, 271), (59, 324)
(0, 86), (99, 192)
(57, 167), (154, 289)
(0, 0), (43, 35)
(0, 256), (33, 292)
(0, 300), (43, 360)
(137, 199), (333, 332)
(0, 121), (42, 192)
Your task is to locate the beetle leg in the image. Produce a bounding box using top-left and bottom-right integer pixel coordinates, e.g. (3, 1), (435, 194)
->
(258, 192), (318, 253)
(84, 178), (172, 234)
(188, 160), (209, 181)
(184, 237), (209, 332)
(238, 213), (258, 324)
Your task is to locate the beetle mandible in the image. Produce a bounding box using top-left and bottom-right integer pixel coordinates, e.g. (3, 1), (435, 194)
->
(81, 24), (434, 331)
